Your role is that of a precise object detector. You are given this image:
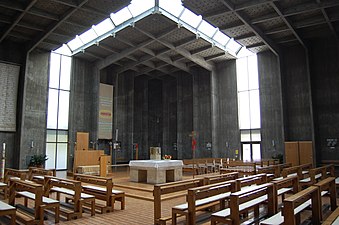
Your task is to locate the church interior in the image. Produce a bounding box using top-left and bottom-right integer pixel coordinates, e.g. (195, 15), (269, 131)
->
(0, 0), (339, 224)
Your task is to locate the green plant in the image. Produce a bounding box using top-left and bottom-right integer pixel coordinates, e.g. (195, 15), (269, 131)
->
(272, 153), (283, 164)
(29, 154), (48, 167)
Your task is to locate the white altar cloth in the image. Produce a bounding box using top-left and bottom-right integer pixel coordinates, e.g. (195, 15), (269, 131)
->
(129, 160), (183, 184)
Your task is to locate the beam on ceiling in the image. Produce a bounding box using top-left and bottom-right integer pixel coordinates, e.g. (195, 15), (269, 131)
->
(234, 33), (256, 41)
(141, 47), (191, 73)
(246, 42), (265, 48)
(203, 0), (277, 19)
(252, 0), (339, 24)
(96, 27), (176, 70)
(27, 0), (89, 52)
(116, 54), (154, 73)
(270, 2), (306, 48)
(219, 22), (244, 31)
(0, 0), (37, 43)
(220, 0), (280, 55)
(0, 14), (44, 32)
(316, 0), (338, 39)
(135, 27), (214, 71)
(97, 43), (138, 61)
(205, 53), (225, 61)
(190, 45), (212, 55)
(49, 0), (109, 17)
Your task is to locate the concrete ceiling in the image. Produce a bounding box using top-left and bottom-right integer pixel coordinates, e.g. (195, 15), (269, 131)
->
(0, 0), (338, 77)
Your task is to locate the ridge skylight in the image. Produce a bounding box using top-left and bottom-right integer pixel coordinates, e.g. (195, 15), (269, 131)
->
(54, 0), (252, 58)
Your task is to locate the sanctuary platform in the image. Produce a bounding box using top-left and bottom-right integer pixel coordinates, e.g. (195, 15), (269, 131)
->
(129, 160), (183, 184)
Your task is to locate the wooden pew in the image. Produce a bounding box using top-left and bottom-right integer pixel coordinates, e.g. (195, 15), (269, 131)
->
(313, 177), (337, 220)
(4, 168), (29, 198)
(210, 183), (275, 225)
(323, 206), (339, 225)
(261, 186), (321, 225)
(73, 173), (125, 213)
(9, 179), (59, 225)
(28, 167), (56, 184)
(257, 165), (279, 180)
(153, 178), (204, 225)
(44, 176), (95, 220)
(221, 161), (256, 176)
(299, 163), (313, 178)
(270, 175), (300, 213)
(235, 173), (268, 191)
(0, 200), (16, 225)
(203, 172), (238, 185)
(172, 180), (237, 225)
(300, 164), (335, 187)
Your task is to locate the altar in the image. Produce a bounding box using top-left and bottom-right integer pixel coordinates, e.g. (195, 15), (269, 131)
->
(129, 160), (183, 184)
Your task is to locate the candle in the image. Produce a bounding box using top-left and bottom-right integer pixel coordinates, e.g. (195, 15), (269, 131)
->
(2, 143), (5, 158)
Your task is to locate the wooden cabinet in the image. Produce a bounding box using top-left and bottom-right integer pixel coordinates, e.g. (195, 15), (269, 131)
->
(285, 141), (313, 166)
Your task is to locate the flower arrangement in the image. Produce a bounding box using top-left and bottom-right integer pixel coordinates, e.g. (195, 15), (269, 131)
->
(163, 154), (172, 160)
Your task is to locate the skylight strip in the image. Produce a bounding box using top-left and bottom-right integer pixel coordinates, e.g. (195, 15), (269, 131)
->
(71, 7), (154, 55)
(159, 8), (237, 58)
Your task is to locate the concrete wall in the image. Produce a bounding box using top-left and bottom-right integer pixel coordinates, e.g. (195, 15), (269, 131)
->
(0, 41), (26, 168)
(309, 38), (339, 162)
(19, 51), (50, 168)
(69, 58), (99, 168)
(258, 51), (284, 158)
(281, 46), (313, 141)
(212, 60), (240, 158)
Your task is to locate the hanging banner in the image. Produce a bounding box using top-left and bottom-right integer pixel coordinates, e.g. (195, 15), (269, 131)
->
(98, 83), (113, 139)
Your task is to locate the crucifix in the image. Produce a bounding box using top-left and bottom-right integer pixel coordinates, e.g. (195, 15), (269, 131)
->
(189, 131), (197, 178)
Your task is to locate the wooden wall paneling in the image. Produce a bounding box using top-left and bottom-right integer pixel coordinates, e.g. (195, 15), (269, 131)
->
(285, 142), (299, 166)
(76, 132), (89, 150)
(298, 141), (313, 166)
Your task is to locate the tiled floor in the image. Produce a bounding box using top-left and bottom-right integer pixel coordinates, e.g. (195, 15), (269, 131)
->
(1, 168), (337, 225)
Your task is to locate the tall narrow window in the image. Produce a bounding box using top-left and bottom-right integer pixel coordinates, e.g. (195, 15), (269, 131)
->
(236, 54), (261, 161)
(46, 53), (71, 170)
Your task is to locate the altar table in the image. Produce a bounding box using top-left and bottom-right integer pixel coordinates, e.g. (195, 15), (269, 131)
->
(129, 160), (183, 184)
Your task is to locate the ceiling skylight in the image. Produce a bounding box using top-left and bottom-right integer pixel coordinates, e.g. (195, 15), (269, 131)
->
(54, 0), (252, 59)
(159, 0), (184, 17)
(128, 0), (154, 16)
(179, 9), (202, 28)
(78, 29), (97, 45)
(92, 18), (115, 37)
(198, 20), (217, 37)
(110, 7), (132, 26)
(67, 36), (83, 51)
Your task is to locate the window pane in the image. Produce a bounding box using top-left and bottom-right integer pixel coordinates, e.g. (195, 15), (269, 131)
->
(49, 53), (60, 89)
(93, 18), (115, 37)
(252, 144), (261, 161)
(238, 91), (250, 129)
(46, 130), (57, 142)
(46, 143), (56, 169)
(78, 28), (97, 45)
(58, 130), (68, 142)
(248, 55), (259, 90)
(56, 143), (67, 169)
(129, 0), (154, 16)
(47, 89), (59, 129)
(57, 91), (69, 129)
(236, 57), (248, 91)
(180, 9), (201, 28)
(198, 20), (216, 37)
(226, 39), (241, 53)
(249, 90), (261, 129)
(53, 44), (72, 57)
(213, 31), (230, 46)
(67, 36), (83, 51)
(110, 7), (132, 26)
(242, 144), (251, 162)
(241, 130), (251, 142)
(251, 129), (261, 141)
(59, 56), (71, 91)
(159, 0), (184, 17)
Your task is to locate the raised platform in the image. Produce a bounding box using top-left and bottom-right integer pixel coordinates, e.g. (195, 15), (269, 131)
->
(129, 160), (183, 184)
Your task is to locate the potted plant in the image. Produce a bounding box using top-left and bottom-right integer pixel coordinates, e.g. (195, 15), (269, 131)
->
(29, 154), (48, 168)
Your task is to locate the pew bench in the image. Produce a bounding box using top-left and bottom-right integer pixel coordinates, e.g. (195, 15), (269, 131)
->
(211, 183), (275, 225)
(203, 172), (238, 185)
(28, 167), (55, 184)
(44, 176), (94, 220)
(74, 173), (125, 213)
(221, 161), (256, 177)
(172, 180), (237, 225)
(18, 191), (60, 223)
(300, 164), (335, 187)
(9, 179), (50, 225)
(0, 200), (16, 225)
(323, 206), (339, 225)
(260, 185), (322, 225)
(153, 178), (204, 225)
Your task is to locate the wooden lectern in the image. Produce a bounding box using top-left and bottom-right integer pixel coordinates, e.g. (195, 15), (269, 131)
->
(99, 155), (110, 177)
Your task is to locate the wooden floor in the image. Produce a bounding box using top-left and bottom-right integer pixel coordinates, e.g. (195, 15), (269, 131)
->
(1, 167), (337, 225)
